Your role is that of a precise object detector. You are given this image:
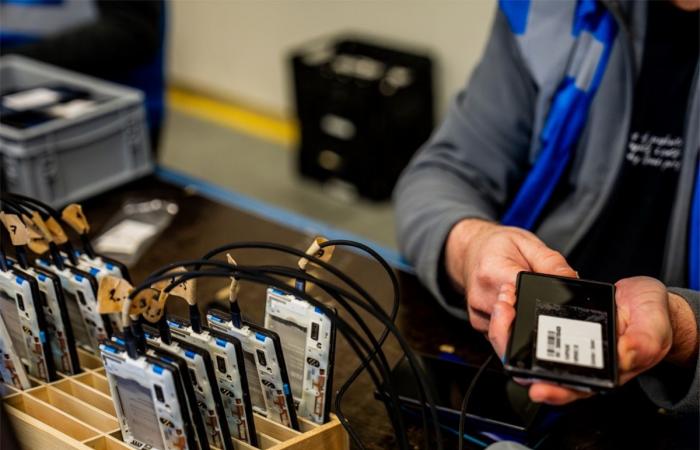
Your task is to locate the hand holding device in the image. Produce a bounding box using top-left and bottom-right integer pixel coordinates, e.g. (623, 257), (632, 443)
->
(444, 219), (577, 331)
(492, 275), (683, 405)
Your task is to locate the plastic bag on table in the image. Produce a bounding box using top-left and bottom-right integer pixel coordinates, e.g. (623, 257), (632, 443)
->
(93, 199), (178, 266)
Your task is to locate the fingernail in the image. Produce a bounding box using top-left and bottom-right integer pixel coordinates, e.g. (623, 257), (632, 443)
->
(497, 292), (508, 303)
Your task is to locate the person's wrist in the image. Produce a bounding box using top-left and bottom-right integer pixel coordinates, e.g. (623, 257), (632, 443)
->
(665, 292), (699, 368)
(444, 218), (496, 291)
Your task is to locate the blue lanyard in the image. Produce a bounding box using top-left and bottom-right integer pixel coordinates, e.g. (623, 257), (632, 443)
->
(500, 0), (700, 289)
(502, 0), (618, 231)
(689, 163), (700, 289)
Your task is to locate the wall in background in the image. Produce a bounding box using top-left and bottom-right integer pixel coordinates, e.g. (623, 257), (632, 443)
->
(167, 0), (496, 119)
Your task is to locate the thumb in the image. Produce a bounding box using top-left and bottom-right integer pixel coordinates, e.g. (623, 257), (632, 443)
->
(516, 238), (576, 277)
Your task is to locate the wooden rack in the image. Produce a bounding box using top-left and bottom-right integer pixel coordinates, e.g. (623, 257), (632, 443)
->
(2, 349), (349, 450)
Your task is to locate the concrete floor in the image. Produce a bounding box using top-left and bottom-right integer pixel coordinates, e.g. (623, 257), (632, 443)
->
(159, 109), (398, 249)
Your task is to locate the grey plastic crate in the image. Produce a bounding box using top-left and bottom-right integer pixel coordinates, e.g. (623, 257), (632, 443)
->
(0, 55), (153, 206)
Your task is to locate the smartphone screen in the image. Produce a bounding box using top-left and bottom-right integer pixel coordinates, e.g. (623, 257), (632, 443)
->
(505, 272), (617, 389)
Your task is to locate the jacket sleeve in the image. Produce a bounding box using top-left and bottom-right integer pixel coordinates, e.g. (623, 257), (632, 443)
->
(638, 288), (700, 414)
(0, 0), (162, 78)
(393, 7), (537, 319)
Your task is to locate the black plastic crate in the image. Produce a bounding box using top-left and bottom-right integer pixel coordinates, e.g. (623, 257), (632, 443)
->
(290, 37), (433, 200)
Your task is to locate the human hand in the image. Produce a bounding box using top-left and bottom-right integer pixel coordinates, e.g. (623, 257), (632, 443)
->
(489, 276), (696, 405)
(444, 218), (577, 332)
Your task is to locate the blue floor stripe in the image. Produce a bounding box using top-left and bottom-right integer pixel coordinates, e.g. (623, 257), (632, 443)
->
(155, 166), (414, 273)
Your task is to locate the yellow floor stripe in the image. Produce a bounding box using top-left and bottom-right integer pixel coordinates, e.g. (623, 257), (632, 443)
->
(168, 87), (298, 147)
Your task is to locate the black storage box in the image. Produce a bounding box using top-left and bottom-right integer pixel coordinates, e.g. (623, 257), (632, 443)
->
(290, 37), (433, 200)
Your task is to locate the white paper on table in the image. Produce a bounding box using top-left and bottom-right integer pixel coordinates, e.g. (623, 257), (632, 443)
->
(94, 219), (159, 255)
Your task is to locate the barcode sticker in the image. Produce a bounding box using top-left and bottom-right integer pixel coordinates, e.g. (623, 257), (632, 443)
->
(536, 315), (603, 369)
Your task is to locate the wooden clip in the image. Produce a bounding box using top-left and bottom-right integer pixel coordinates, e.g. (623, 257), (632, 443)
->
(299, 237), (335, 271)
(61, 204), (90, 235)
(97, 276), (132, 314)
(31, 211), (54, 243)
(156, 267), (197, 305)
(45, 217), (68, 245)
(226, 254), (240, 302)
(20, 214), (49, 254)
(143, 290), (169, 323)
(131, 288), (159, 316)
(0, 212), (30, 246)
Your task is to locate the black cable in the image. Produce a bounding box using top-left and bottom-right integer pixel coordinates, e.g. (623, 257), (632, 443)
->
(134, 267), (394, 449)
(320, 240), (439, 450)
(145, 252), (443, 450)
(150, 252), (413, 443)
(3, 192), (80, 266)
(143, 260), (409, 449)
(458, 354), (494, 450)
(199, 242), (443, 448)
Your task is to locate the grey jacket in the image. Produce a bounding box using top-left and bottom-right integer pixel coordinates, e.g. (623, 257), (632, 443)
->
(394, 1), (699, 414)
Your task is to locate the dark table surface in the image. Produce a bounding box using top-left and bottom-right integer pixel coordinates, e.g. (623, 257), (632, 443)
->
(78, 177), (698, 450)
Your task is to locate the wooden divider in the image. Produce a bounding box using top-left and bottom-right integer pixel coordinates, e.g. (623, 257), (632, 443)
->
(3, 349), (349, 450)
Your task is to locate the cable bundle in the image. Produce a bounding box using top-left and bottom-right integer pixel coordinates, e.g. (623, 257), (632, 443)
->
(121, 239), (446, 450)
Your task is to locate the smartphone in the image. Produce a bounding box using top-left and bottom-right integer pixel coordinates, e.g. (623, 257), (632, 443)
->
(504, 272), (618, 391)
(167, 316), (258, 446)
(207, 308), (299, 430)
(0, 267), (56, 382)
(37, 258), (113, 351)
(143, 329), (232, 450)
(264, 287), (336, 424)
(101, 342), (206, 450)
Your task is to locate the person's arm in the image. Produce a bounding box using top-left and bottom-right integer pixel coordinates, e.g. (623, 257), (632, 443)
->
(638, 288), (699, 414)
(395, 7), (549, 320)
(0, 0), (162, 78)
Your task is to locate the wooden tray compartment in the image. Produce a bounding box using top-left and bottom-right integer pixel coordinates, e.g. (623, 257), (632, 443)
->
(3, 350), (349, 450)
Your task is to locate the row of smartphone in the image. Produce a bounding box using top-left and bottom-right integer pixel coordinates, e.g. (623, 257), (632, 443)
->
(99, 264), (337, 450)
(0, 193), (338, 450)
(0, 196), (130, 394)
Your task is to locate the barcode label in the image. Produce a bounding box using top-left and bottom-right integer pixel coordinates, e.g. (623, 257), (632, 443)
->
(536, 315), (603, 369)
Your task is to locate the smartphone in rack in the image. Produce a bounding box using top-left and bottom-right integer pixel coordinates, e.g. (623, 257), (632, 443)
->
(207, 308), (299, 430)
(264, 287), (336, 423)
(37, 258), (112, 352)
(3, 258), (81, 375)
(167, 316), (258, 446)
(101, 342), (205, 450)
(143, 327), (234, 450)
(0, 266), (56, 382)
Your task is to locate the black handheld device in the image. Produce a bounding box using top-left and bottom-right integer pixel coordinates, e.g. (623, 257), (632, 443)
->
(504, 272), (618, 391)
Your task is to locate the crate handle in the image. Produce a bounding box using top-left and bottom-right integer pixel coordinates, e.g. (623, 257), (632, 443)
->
(51, 115), (137, 152)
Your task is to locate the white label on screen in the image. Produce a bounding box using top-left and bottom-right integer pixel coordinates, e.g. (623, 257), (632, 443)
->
(536, 315), (603, 369)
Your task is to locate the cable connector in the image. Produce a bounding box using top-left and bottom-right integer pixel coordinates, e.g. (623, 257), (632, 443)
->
(296, 237), (335, 292)
(298, 237), (335, 271)
(226, 254), (243, 328)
